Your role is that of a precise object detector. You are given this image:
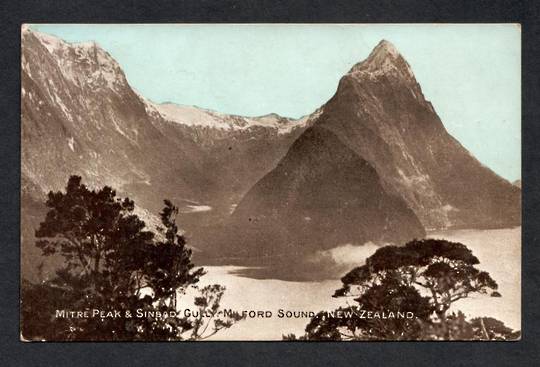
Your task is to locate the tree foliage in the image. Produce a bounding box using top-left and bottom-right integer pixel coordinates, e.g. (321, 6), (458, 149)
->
(21, 175), (240, 341)
(290, 239), (519, 341)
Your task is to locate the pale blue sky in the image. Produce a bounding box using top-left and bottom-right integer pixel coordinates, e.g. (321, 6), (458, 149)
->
(29, 24), (521, 181)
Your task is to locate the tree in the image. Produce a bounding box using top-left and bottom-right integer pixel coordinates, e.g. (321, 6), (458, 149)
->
(469, 316), (521, 340)
(21, 175), (240, 341)
(291, 239), (519, 340)
(302, 278), (432, 341)
(145, 200), (205, 309)
(418, 312), (521, 341)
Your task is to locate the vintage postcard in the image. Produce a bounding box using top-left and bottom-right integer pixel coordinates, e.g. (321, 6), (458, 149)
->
(20, 24), (521, 341)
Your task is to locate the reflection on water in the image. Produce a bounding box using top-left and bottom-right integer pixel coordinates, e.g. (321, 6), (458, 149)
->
(190, 227), (520, 340)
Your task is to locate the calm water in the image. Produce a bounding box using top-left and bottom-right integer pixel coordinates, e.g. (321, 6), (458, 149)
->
(182, 227), (521, 340)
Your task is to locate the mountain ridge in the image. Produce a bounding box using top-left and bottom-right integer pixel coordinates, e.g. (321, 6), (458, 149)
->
(21, 27), (315, 280)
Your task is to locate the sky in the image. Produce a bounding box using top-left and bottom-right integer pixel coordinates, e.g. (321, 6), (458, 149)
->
(29, 24), (521, 181)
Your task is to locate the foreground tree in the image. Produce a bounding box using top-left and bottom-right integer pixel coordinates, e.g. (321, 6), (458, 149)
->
(21, 175), (240, 341)
(418, 311), (521, 340)
(288, 239), (519, 341)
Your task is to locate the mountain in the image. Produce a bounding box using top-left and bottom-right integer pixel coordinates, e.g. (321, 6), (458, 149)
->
(513, 180), (521, 188)
(229, 40), (520, 257)
(20, 27), (313, 280)
(320, 40), (521, 230)
(21, 27), (311, 208)
(227, 125), (425, 258)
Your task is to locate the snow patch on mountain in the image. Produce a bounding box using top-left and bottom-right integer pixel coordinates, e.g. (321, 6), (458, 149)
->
(152, 102), (312, 134)
(183, 205), (213, 213)
(348, 40), (415, 80)
(156, 103), (232, 130)
(67, 137), (75, 152)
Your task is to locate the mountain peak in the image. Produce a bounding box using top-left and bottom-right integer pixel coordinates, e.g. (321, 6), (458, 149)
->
(348, 40), (414, 79)
(22, 28), (127, 91)
(21, 24), (31, 34)
(371, 39), (400, 58)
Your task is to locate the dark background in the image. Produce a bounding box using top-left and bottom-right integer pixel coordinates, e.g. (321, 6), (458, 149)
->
(1, 1), (539, 366)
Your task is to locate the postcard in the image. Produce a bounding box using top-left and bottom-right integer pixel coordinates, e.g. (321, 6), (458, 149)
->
(20, 24), (521, 341)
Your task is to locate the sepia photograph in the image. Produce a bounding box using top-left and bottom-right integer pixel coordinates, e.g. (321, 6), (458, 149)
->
(20, 24), (521, 341)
